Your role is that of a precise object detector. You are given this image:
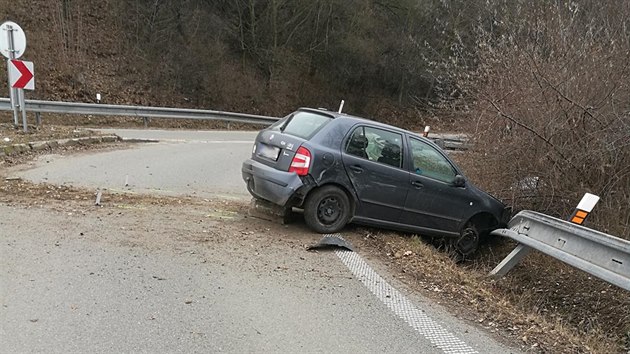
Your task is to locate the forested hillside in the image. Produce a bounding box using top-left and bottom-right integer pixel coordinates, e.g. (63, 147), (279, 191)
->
(1, 0), (629, 236)
(2, 0), (498, 120)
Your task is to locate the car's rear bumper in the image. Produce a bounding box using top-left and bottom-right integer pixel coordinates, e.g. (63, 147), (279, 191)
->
(241, 158), (304, 206)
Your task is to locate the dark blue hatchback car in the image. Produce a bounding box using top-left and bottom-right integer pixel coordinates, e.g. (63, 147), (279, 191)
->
(242, 108), (510, 254)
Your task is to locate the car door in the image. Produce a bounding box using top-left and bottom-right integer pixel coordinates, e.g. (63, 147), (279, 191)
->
(400, 136), (470, 235)
(341, 126), (410, 222)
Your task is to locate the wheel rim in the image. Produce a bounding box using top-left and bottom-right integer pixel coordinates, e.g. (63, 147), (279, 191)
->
(457, 227), (478, 255)
(317, 196), (342, 225)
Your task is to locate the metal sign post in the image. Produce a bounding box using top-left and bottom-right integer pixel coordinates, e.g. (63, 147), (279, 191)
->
(19, 88), (27, 131)
(8, 59), (35, 132)
(4, 24), (19, 126)
(1, 21), (28, 131)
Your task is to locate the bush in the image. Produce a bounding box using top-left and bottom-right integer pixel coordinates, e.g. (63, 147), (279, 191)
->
(457, 1), (630, 237)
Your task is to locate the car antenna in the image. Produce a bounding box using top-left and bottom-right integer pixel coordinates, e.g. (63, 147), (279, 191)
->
(338, 99), (345, 113)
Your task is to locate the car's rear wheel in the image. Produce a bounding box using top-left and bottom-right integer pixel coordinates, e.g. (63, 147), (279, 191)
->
(455, 222), (479, 256)
(304, 186), (351, 233)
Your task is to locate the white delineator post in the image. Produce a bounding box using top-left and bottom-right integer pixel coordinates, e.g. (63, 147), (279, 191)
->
(569, 193), (600, 225)
(338, 99), (345, 113)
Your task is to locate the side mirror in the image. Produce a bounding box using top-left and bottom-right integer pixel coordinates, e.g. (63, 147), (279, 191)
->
(452, 175), (466, 187)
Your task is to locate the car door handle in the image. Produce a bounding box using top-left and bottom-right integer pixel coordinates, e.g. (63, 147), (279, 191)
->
(349, 165), (363, 173)
(411, 181), (424, 189)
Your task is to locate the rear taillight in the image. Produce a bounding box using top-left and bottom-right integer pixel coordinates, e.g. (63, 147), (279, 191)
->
(289, 146), (311, 176)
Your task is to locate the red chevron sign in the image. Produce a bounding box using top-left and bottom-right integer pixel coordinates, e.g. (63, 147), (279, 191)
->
(9, 59), (34, 90)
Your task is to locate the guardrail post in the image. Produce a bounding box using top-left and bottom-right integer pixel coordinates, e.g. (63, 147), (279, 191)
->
(488, 244), (532, 278)
(35, 111), (41, 126)
(143, 117), (149, 128)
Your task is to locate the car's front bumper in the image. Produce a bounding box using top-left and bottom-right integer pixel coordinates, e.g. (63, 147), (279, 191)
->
(501, 206), (513, 226)
(241, 158), (304, 206)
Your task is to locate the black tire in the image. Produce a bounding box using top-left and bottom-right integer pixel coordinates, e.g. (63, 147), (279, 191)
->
(455, 222), (480, 256)
(303, 185), (351, 233)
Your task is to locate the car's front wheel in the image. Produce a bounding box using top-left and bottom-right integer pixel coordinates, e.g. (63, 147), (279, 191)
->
(455, 222), (480, 256)
(304, 185), (351, 233)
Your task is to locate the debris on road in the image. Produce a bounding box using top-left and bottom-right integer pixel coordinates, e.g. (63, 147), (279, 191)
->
(307, 234), (355, 252)
(247, 198), (293, 224)
(95, 190), (102, 206)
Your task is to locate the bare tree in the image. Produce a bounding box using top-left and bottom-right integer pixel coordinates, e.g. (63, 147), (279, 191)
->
(455, 0), (630, 237)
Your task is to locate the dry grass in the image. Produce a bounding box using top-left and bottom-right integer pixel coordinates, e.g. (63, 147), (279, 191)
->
(0, 122), (100, 145)
(0, 172), (247, 215)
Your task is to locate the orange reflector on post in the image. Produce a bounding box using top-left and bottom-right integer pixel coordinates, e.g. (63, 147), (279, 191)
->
(571, 216), (585, 225)
(570, 209), (589, 225)
(575, 210), (588, 218)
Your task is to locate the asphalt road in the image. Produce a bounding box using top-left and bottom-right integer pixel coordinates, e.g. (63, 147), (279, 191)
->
(2, 128), (520, 353)
(11, 129), (259, 199)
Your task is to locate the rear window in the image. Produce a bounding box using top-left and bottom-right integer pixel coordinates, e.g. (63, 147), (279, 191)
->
(270, 111), (332, 139)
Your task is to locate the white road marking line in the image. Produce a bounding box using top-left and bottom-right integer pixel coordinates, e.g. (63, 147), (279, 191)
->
(156, 139), (253, 144)
(192, 140), (253, 144)
(335, 248), (478, 354)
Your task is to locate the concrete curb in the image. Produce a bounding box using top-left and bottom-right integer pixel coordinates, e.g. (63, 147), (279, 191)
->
(1, 135), (122, 158)
(119, 138), (160, 143)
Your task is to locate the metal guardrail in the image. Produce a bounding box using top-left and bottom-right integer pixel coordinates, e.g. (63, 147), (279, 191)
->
(0, 98), (468, 150)
(0, 98), (280, 126)
(431, 134), (470, 151)
(489, 210), (630, 291)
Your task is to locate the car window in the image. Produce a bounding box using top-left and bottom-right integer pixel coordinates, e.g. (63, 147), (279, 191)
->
(269, 111), (331, 139)
(345, 126), (403, 169)
(409, 138), (457, 183)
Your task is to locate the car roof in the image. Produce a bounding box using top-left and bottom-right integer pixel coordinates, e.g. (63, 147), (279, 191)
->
(296, 107), (425, 140)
